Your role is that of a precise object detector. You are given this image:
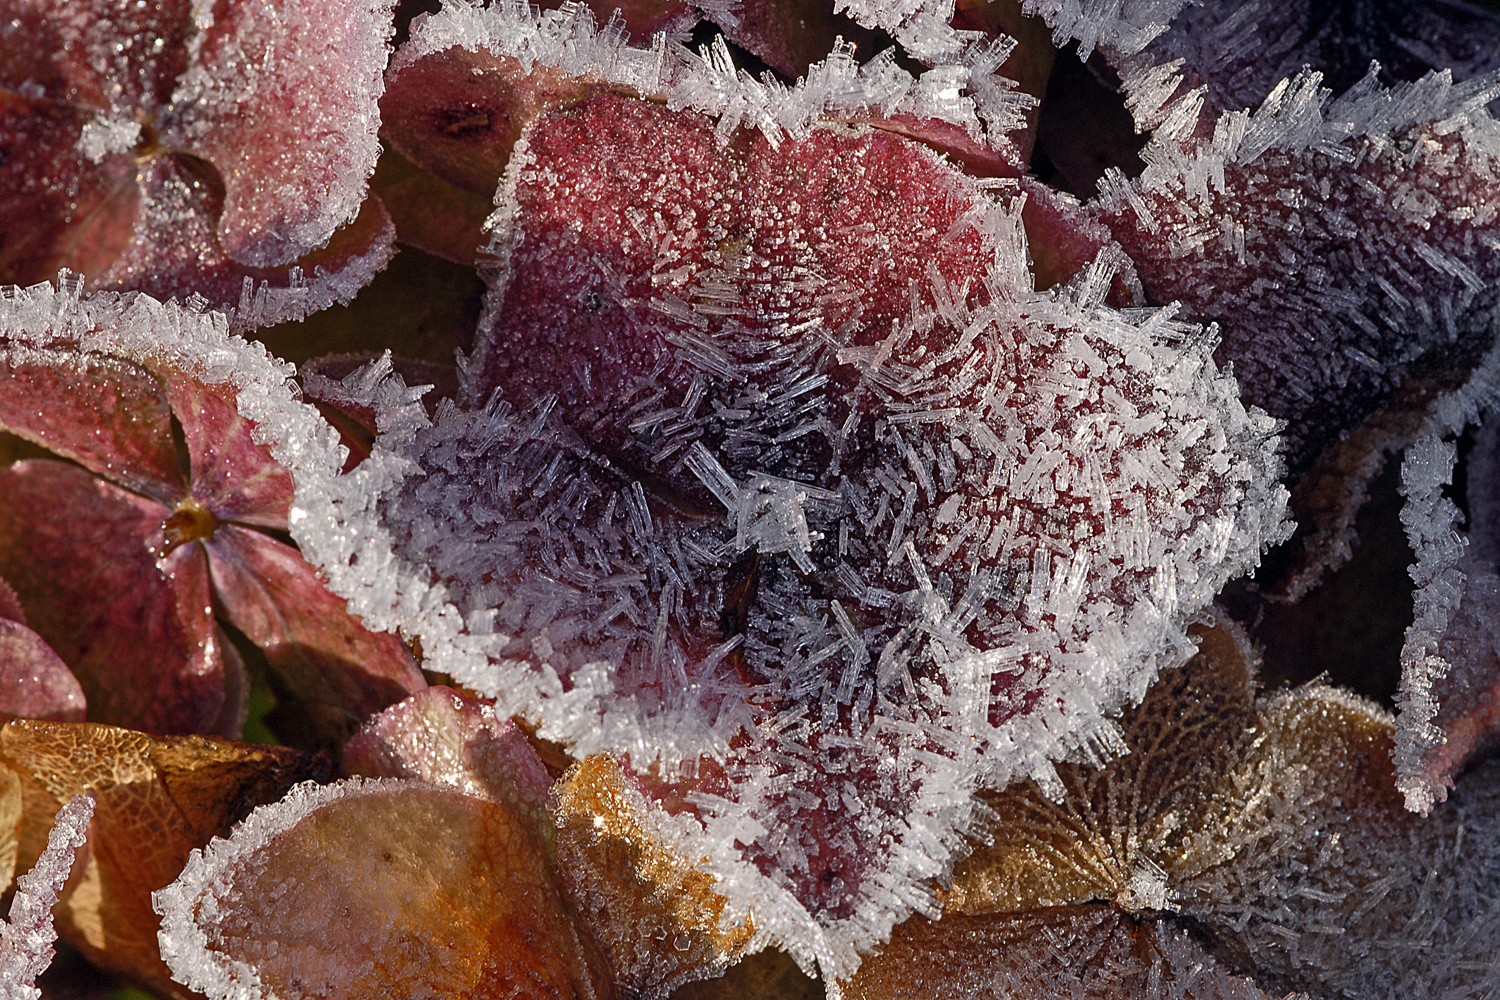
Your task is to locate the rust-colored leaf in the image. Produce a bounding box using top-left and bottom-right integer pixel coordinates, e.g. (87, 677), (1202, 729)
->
(0, 720), (324, 997)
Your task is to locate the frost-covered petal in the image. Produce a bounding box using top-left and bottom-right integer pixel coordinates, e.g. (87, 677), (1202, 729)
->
(206, 524), (423, 748)
(0, 620), (86, 725)
(159, 364), (295, 529)
(842, 908), (1269, 1000)
(154, 778), (609, 1000)
(92, 155), (398, 326)
(0, 347), (183, 505)
(0, 791), (94, 1000)
(1140, 0), (1500, 120)
(0, 720), (321, 996)
(1175, 685), (1500, 999)
(301, 88), (1286, 975)
(0, 460), (224, 735)
(158, 0), (396, 269)
(341, 685), (552, 808)
(0, 0), (194, 118)
(0, 96), (137, 288)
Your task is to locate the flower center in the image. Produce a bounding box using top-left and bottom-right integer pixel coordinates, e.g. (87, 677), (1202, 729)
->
(161, 498), (219, 555)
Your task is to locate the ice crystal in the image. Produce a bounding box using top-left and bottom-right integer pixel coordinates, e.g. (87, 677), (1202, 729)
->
(287, 79), (1287, 972)
(0, 792), (93, 1000)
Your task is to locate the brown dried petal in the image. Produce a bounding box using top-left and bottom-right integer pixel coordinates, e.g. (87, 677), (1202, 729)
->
(0, 719), (322, 997)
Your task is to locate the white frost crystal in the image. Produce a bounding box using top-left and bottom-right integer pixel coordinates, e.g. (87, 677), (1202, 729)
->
(0, 793), (95, 1000)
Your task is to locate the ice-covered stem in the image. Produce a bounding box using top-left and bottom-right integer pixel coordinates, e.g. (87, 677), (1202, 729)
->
(0, 793), (95, 1000)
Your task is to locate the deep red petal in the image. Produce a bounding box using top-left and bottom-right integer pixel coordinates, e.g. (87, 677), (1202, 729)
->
(0, 0), (193, 115)
(156, 365), (295, 529)
(0, 347), (183, 504)
(0, 619), (87, 723)
(159, 0), (395, 268)
(381, 41), (603, 198)
(0, 460), (224, 734)
(207, 524), (424, 739)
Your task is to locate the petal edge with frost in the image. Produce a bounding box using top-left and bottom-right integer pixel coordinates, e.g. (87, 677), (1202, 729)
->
(155, 777), (610, 1000)
(0, 792), (95, 1000)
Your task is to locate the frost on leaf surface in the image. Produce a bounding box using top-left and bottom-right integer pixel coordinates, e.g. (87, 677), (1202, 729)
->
(0, 0), (397, 324)
(0, 279), (421, 740)
(1091, 62), (1500, 591)
(1391, 341), (1500, 812)
(154, 777), (611, 1000)
(382, 0), (1036, 200)
(290, 86), (1286, 975)
(1138, 0), (1500, 120)
(0, 791), (92, 1000)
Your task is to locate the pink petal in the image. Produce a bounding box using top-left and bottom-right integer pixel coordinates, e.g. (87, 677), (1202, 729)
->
(0, 346), (183, 505)
(0, 620), (87, 723)
(157, 364), (295, 529)
(0, 460), (224, 735)
(158, 0), (395, 268)
(93, 154), (397, 324)
(206, 524), (424, 743)
(0, 95), (138, 287)
(155, 778), (609, 1000)
(342, 686), (552, 809)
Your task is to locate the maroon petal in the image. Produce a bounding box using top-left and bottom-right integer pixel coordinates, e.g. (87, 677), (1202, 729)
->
(0, 0), (194, 117)
(0, 619), (87, 723)
(342, 686), (552, 809)
(93, 154), (397, 324)
(472, 95), (999, 499)
(0, 575), (22, 622)
(0, 95), (138, 287)
(158, 364), (296, 529)
(0, 346), (183, 504)
(0, 460), (224, 734)
(381, 37), (604, 199)
(206, 523), (424, 747)
(158, 0), (395, 269)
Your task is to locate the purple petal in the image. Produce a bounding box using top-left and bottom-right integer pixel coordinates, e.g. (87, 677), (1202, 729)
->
(343, 686), (553, 808)
(0, 460), (224, 735)
(206, 524), (424, 744)
(0, 620), (87, 724)
(0, 347), (183, 505)
(157, 364), (296, 529)
(158, 0), (396, 269)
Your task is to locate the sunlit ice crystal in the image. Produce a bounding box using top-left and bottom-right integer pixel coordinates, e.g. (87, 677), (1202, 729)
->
(287, 77), (1288, 975)
(0, 791), (94, 1000)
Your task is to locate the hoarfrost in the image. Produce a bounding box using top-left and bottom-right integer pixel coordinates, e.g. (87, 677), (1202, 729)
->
(392, 0), (1033, 155)
(1091, 57), (1500, 589)
(1019, 0), (1192, 61)
(0, 793), (94, 1000)
(286, 92), (1288, 974)
(1394, 338), (1500, 813)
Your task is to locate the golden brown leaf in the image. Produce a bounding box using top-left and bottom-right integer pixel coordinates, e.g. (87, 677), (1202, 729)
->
(554, 755), (755, 997)
(0, 720), (324, 997)
(157, 778), (612, 1000)
(843, 907), (1269, 1000)
(1, 763), (19, 891)
(946, 618), (1256, 915)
